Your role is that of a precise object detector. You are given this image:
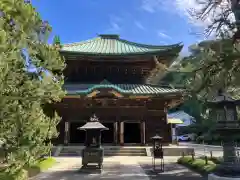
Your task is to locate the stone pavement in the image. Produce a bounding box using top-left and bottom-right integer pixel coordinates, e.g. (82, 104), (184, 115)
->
(139, 158), (207, 180)
(32, 156), (207, 180)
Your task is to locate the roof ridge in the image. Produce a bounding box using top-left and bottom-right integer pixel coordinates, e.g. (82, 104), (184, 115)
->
(62, 37), (101, 47)
(118, 38), (182, 49)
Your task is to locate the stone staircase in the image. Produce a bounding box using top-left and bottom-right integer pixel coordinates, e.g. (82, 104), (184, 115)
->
(58, 146), (83, 156)
(56, 146), (147, 157)
(104, 147), (147, 156)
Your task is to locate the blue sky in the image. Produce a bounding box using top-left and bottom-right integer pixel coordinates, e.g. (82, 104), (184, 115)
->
(32, 0), (205, 55)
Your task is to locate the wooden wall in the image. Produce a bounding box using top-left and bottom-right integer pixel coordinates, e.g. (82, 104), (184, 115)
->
(52, 97), (172, 145)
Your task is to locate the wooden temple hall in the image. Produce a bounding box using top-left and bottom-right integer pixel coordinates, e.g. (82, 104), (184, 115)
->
(53, 34), (184, 145)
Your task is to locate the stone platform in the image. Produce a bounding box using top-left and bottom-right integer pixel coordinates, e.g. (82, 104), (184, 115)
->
(147, 146), (194, 156)
(54, 145), (194, 157)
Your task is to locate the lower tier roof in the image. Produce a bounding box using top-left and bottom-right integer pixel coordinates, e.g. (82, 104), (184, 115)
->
(64, 83), (184, 96)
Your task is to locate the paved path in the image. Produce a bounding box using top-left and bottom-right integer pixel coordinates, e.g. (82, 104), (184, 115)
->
(32, 156), (206, 180)
(179, 142), (224, 157)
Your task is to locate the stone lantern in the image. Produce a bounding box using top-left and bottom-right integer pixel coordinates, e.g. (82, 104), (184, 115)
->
(151, 134), (164, 172)
(207, 89), (240, 180)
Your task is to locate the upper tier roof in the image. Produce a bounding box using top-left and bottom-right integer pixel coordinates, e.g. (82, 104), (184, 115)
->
(60, 34), (183, 56)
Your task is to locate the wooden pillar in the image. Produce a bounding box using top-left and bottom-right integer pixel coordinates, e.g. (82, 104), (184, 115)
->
(120, 121), (124, 145)
(171, 124), (177, 144)
(64, 121), (69, 145)
(141, 121), (146, 145)
(114, 122), (118, 145)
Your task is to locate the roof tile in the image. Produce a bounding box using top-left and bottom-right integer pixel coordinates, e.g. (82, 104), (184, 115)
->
(64, 84), (184, 96)
(61, 34), (183, 56)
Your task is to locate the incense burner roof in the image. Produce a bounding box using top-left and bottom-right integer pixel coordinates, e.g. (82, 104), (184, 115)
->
(60, 34), (183, 57)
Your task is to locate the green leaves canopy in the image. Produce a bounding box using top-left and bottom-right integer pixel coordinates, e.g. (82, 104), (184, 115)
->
(0, 0), (65, 179)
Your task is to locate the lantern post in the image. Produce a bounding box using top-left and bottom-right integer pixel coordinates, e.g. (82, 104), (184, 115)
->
(151, 134), (164, 172)
(207, 89), (240, 180)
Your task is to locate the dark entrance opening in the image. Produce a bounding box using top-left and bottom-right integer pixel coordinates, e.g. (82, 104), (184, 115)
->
(101, 123), (114, 144)
(124, 122), (141, 144)
(70, 122), (86, 144)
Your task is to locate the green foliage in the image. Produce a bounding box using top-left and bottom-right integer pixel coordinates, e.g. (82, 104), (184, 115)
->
(161, 71), (193, 88)
(0, 169), (28, 180)
(178, 156), (216, 174)
(26, 157), (56, 177)
(201, 156), (222, 165)
(174, 39), (240, 138)
(53, 35), (61, 45)
(34, 157), (56, 171)
(0, 0), (65, 179)
(53, 35), (62, 48)
(179, 40), (240, 97)
(0, 157), (56, 179)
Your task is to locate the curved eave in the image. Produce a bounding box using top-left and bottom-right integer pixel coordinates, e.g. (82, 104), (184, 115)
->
(67, 91), (183, 97)
(60, 44), (183, 57)
(66, 85), (184, 97)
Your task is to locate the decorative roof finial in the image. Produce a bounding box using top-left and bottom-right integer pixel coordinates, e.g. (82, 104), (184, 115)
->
(90, 114), (99, 122)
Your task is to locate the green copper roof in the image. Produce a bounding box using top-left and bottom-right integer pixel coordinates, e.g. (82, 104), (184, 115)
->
(60, 34), (183, 56)
(64, 83), (184, 96)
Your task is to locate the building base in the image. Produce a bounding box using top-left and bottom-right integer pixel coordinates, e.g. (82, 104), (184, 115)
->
(209, 173), (240, 180)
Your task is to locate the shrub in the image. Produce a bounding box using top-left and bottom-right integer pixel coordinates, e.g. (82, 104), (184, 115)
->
(0, 168), (28, 180)
(208, 157), (222, 164)
(0, 157), (56, 179)
(178, 156), (216, 174)
(26, 157), (56, 177)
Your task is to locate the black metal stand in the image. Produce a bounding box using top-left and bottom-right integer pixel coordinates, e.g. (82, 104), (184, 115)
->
(151, 134), (164, 172)
(152, 156), (164, 172)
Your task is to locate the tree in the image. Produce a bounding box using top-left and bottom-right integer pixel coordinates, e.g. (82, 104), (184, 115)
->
(0, 0), (65, 179)
(187, 1), (240, 94)
(180, 40), (240, 99)
(190, 0), (238, 38)
(53, 35), (62, 48)
(174, 40), (240, 143)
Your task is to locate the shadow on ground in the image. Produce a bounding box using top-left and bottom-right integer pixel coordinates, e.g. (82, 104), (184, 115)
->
(139, 162), (207, 180)
(33, 161), (207, 180)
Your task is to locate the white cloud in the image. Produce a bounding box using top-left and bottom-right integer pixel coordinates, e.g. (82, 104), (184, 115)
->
(141, 0), (158, 13)
(141, 0), (235, 36)
(106, 15), (122, 33)
(157, 31), (172, 39)
(174, 0), (235, 36)
(134, 21), (145, 30)
(141, 0), (171, 13)
(110, 22), (121, 31)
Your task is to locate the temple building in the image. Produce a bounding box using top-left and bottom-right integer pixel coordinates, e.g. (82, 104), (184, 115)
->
(53, 34), (184, 145)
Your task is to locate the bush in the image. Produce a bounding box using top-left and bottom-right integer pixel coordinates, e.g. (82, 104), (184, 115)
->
(27, 157), (56, 177)
(208, 157), (222, 164)
(178, 156), (216, 174)
(0, 168), (28, 180)
(0, 157), (56, 179)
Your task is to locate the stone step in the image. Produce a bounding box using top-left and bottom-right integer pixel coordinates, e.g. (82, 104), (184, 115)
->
(58, 147), (147, 156)
(50, 147), (57, 155)
(58, 152), (146, 156)
(104, 152), (147, 156)
(60, 148), (146, 152)
(58, 153), (80, 156)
